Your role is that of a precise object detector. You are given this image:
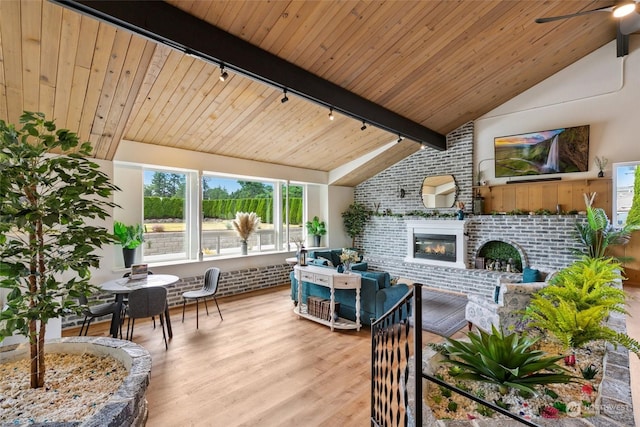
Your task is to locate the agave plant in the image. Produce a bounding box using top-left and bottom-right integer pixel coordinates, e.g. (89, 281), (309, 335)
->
(439, 326), (575, 396)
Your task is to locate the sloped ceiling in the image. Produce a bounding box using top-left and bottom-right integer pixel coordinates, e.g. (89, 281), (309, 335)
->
(0, 0), (622, 186)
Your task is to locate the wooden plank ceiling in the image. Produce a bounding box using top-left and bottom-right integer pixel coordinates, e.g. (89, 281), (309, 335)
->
(0, 0), (620, 186)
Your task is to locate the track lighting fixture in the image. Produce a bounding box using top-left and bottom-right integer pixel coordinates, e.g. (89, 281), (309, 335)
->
(328, 108), (334, 121)
(281, 89), (289, 103)
(614, 1), (636, 18)
(361, 121), (367, 131)
(219, 65), (228, 82)
(420, 143), (426, 150)
(397, 135), (404, 143)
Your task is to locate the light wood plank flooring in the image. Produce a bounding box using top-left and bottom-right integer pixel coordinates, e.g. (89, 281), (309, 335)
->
(64, 284), (640, 427)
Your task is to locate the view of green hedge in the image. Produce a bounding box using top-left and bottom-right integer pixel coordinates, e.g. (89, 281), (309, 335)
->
(144, 197), (302, 224)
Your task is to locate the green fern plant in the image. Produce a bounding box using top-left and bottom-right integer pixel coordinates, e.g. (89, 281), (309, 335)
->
(545, 257), (626, 314)
(526, 257), (640, 356)
(440, 325), (575, 396)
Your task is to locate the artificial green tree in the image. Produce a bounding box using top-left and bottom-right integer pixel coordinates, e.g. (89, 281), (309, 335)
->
(0, 112), (118, 388)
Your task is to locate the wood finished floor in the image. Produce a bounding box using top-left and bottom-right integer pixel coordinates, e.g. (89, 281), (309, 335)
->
(63, 284), (640, 427)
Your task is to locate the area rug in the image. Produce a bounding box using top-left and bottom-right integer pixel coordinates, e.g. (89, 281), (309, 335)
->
(417, 288), (467, 337)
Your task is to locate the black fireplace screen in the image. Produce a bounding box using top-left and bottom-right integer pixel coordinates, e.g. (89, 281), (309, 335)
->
(414, 233), (456, 262)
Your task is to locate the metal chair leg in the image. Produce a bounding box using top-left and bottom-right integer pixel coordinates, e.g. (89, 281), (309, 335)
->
(196, 298), (199, 329)
(213, 297), (223, 321)
(182, 299), (186, 323)
(159, 314), (168, 350)
(203, 298), (209, 316)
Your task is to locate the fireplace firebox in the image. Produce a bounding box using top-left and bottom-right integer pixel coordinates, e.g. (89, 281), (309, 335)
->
(414, 234), (456, 262)
(405, 220), (468, 269)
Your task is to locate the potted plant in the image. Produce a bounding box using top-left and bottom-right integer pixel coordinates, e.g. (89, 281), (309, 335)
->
(305, 216), (326, 247)
(0, 112), (118, 388)
(113, 221), (144, 267)
(342, 202), (371, 248)
(232, 211), (261, 255)
(574, 193), (639, 260)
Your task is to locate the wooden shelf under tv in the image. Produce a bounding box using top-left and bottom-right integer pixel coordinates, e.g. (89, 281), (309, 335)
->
(473, 177), (611, 217)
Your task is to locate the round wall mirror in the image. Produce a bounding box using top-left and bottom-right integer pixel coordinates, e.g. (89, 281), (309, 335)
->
(420, 175), (457, 208)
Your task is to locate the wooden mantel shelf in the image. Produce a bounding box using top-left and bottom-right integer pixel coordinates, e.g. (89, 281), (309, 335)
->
(474, 178), (612, 218)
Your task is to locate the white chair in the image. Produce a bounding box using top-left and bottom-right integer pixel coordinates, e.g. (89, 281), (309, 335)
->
(182, 267), (223, 329)
(465, 270), (554, 333)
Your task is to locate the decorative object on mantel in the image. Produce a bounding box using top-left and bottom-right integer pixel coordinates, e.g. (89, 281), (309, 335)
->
(594, 156), (608, 177)
(472, 190), (484, 215)
(455, 201), (465, 220)
(232, 211), (261, 255)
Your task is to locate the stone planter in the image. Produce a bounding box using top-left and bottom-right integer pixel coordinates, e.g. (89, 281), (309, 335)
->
(407, 312), (635, 426)
(1, 336), (152, 426)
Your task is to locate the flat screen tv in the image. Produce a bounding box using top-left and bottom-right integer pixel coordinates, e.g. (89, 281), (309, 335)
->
(494, 125), (590, 178)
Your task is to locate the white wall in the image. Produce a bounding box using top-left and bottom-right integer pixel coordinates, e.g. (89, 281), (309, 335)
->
(475, 36), (640, 185)
(327, 185), (355, 248)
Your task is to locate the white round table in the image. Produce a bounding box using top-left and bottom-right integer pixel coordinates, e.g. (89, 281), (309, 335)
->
(99, 274), (179, 338)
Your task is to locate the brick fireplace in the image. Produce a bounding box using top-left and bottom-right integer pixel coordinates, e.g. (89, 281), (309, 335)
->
(360, 215), (582, 298)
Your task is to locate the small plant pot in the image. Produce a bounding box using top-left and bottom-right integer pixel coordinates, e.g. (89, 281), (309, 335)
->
(122, 248), (136, 268)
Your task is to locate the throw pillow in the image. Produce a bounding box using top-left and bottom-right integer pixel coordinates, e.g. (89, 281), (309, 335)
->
(522, 267), (542, 283)
(308, 258), (328, 266)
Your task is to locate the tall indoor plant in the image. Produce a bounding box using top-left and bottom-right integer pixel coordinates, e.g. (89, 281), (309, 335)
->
(342, 202), (371, 248)
(305, 215), (326, 247)
(0, 112), (118, 388)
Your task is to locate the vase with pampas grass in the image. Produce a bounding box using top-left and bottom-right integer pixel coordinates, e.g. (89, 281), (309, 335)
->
(232, 212), (261, 255)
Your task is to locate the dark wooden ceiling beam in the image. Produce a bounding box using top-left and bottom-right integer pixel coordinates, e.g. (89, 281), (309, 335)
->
(50, 0), (446, 150)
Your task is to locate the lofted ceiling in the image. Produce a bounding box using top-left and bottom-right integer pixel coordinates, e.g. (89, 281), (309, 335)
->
(0, 0), (625, 186)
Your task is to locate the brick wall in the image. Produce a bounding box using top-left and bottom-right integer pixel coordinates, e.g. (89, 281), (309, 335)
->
(63, 264), (292, 329)
(354, 121), (581, 297)
(355, 122), (474, 215)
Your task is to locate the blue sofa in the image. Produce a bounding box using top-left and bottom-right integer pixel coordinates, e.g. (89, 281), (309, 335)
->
(290, 250), (410, 325)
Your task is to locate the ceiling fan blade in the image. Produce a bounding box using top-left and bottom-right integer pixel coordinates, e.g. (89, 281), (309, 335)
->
(620, 10), (640, 34)
(535, 5), (614, 24)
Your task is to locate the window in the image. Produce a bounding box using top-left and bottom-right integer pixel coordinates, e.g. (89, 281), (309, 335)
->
(142, 168), (198, 263)
(283, 183), (304, 250)
(201, 175), (304, 257)
(115, 162), (305, 264)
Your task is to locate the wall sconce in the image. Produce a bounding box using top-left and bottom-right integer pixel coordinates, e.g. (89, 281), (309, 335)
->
(477, 158), (494, 186)
(399, 187), (407, 198)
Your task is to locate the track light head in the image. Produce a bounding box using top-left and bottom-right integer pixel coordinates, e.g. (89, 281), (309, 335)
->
(219, 65), (228, 82)
(397, 135), (404, 143)
(361, 121), (367, 131)
(281, 89), (289, 103)
(328, 107), (334, 121)
(420, 143), (426, 150)
(614, 2), (636, 18)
